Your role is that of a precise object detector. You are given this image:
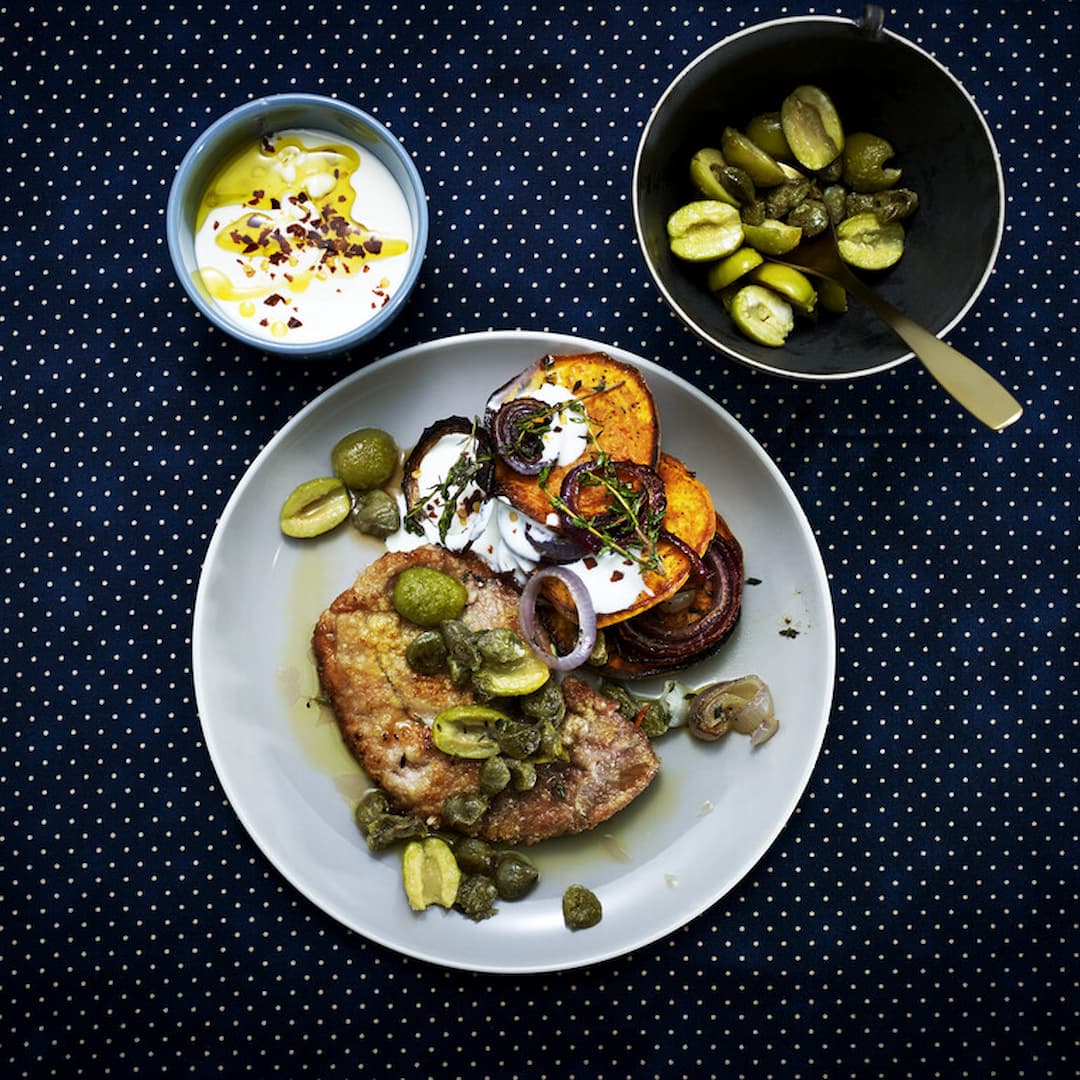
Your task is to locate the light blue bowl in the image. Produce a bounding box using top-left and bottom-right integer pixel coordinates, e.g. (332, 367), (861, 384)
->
(166, 93), (428, 360)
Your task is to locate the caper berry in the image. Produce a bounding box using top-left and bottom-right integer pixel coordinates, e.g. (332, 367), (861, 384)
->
(353, 789), (390, 833)
(454, 874), (499, 921)
(391, 566), (467, 627)
(330, 427), (398, 491)
(405, 629), (449, 675)
(442, 791), (490, 830)
(474, 627), (528, 665)
(519, 679), (566, 725)
(494, 854), (539, 901)
(453, 836), (498, 875)
(478, 754), (512, 795)
(349, 488), (400, 539)
(506, 758), (537, 792)
(562, 884), (602, 930)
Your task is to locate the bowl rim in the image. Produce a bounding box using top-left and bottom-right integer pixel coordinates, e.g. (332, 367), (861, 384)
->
(166, 92), (429, 359)
(632, 14), (1006, 380)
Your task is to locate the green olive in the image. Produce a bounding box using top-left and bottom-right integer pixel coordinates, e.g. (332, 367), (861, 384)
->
(780, 84), (845, 171)
(667, 200), (744, 262)
(494, 854), (539, 901)
(721, 126), (788, 187)
(746, 263), (817, 317)
(349, 488), (400, 538)
(744, 111), (791, 160)
(431, 704), (507, 759)
(562, 883), (602, 930)
(842, 132), (902, 193)
(391, 566), (468, 627)
(279, 476), (351, 538)
(729, 284), (796, 347)
(836, 212), (905, 270)
(816, 277), (848, 314)
(405, 629), (448, 675)
(707, 246), (764, 292)
(472, 652), (551, 698)
(741, 218), (803, 256)
(689, 148), (741, 206)
(330, 427), (398, 491)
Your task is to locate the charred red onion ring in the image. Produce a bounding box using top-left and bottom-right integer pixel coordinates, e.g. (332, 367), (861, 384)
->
(519, 565), (597, 671)
(487, 397), (552, 475)
(558, 459), (667, 552)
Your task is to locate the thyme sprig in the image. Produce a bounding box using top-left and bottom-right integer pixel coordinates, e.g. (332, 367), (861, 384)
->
(404, 419), (491, 544)
(539, 451), (666, 573)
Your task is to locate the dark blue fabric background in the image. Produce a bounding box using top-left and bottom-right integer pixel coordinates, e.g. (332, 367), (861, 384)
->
(1, 2), (1075, 1076)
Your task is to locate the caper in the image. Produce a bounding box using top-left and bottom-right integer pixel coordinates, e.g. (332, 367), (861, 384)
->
(330, 427), (398, 491)
(785, 198), (830, 239)
(519, 679), (566, 726)
(495, 717), (543, 760)
(842, 132), (902, 193)
(453, 836), (498, 875)
(717, 164), (756, 205)
(478, 754), (512, 795)
(744, 111), (791, 160)
(635, 699), (672, 738)
(494, 854), (539, 901)
(816, 156), (844, 184)
(846, 188), (919, 223)
(391, 566), (467, 627)
(600, 680), (637, 720)
(279, 476), (351, 539)
(562, 883), (602, 930)
(405, 629), (448, 675)
(689, 147), (741, 207)
(531, 718), (568, 764)
(440, 619), (482, 673)
(364, 811), (426, 852)
(454, 874), (499, 921)
(780, 84), (844, 171)
(349, 488), (400, 539)
(506, 758), (537, 792)
(353, 789), (390, 833)
(721, 126), (788, 187)
(474, 627), (527, 665)
(763, 178), (811, 219)
(822, 184), (848, 225)
(442, 790), (490, 830)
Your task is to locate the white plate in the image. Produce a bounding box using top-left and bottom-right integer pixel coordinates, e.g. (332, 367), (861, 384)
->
(192, 330), (835, 973)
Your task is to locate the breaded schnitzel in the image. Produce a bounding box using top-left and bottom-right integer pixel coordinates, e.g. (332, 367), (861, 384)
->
(312, 545), (659, 844)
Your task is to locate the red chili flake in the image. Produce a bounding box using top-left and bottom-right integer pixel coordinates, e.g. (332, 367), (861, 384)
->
(264, 293), (287, 306)
(582, 556), (598, 570)
(610, 570), (624, 582)
(287, 316), (302, 328)
(364, 238), (384, 255)
(270, 197), (281, 210)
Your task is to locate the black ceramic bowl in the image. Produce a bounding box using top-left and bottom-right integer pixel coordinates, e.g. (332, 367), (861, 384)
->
(633, 13), (1004, 379)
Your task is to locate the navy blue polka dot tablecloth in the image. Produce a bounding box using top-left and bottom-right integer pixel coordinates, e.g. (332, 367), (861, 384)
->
(2, 1), (1076, 1076)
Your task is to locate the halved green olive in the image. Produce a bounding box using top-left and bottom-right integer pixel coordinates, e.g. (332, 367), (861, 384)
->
(816, 277), (848, 314)
(836, 212), (905, 269)
(730, 284), (795, 347)
(667, 201), (744, 262)
(744, 111), (791, 160)
(431, 704), (508, 759)
(706, 246), (764, 292)
(721, 126), (788, 187)
(279, 477), (351, 538)
(689, 148), (741, 206)
(472, 652), (551, 698)
(746, 263), (817, 316)
(780, 85), (844, 171)
(741, 218), (803, 256)
(842, 132), (902, 193)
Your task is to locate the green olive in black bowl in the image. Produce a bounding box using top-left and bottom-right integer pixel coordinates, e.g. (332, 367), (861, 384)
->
(632, 12), (1003, 379)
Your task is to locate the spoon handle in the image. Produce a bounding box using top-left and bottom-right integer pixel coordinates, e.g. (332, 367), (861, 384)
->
(843, 277), (1023, 431)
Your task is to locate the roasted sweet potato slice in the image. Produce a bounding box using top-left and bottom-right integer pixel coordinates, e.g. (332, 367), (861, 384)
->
(541, 452), (716, 628)
(486, 352), (660, 524)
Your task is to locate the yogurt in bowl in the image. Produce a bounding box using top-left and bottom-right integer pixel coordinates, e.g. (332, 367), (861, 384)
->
(168, 95), (428, 359)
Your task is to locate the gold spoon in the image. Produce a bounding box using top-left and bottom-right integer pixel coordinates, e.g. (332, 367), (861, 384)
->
(774, 231), (1023, 431)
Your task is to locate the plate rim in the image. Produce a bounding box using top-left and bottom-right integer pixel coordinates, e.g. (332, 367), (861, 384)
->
(192, 328), (836, 973)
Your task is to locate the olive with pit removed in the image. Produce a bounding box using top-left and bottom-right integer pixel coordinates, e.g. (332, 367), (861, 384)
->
(279, 476), (351, 539)
(780, 84), (845, 171)
(842, 132), (902, 193)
